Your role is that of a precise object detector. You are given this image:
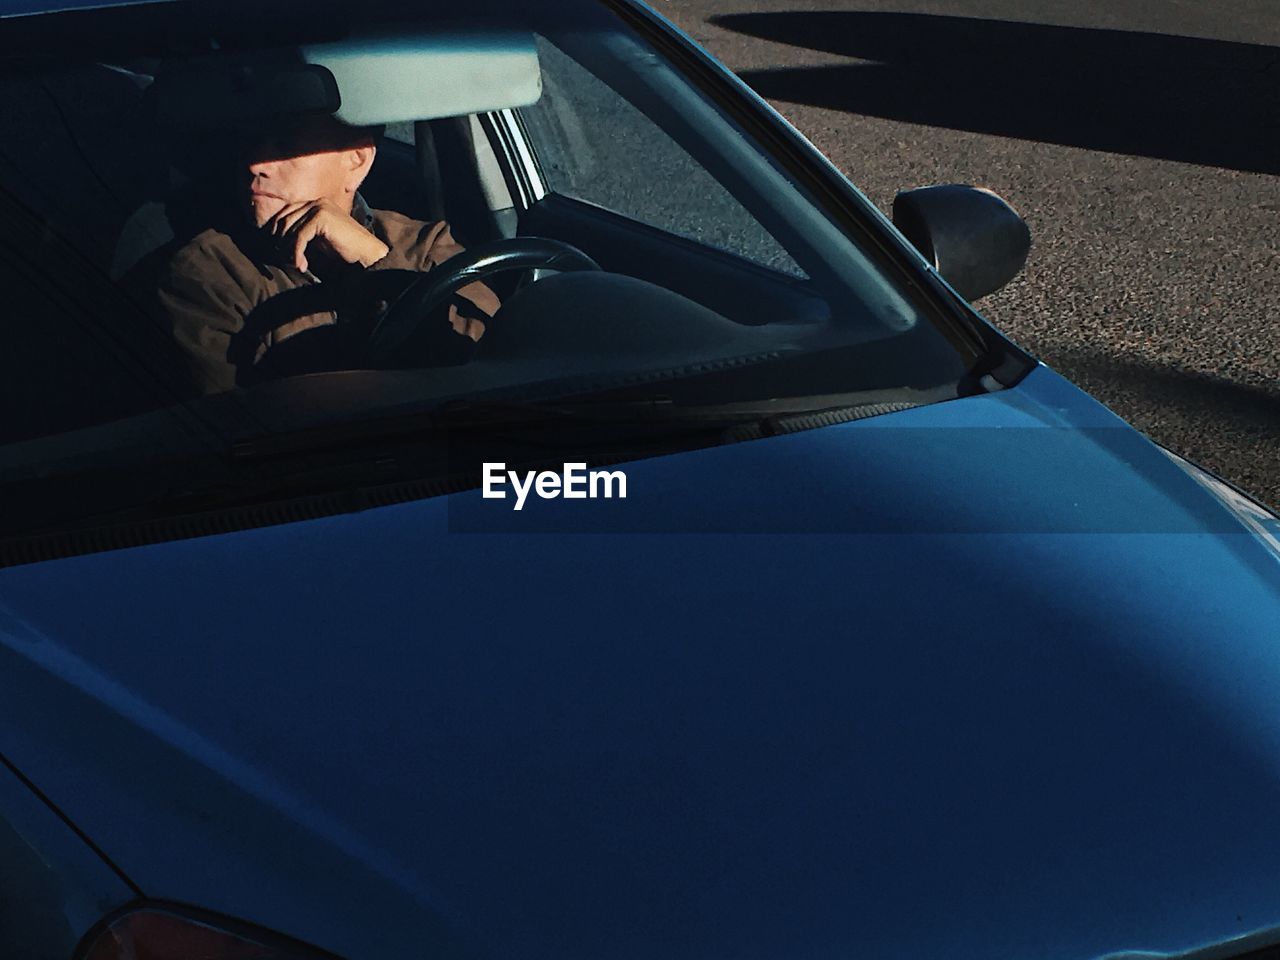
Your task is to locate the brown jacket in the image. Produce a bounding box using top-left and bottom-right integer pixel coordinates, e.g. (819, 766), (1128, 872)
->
(156, 202), (499, 393)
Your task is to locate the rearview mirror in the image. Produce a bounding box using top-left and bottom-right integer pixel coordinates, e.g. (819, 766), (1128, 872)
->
(892, 185), (1030, 301)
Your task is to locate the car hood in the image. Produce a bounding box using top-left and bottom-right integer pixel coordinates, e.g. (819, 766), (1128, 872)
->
(1, 365), (1279, 960)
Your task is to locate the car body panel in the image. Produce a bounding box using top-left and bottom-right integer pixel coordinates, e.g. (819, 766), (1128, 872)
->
(0, 758), (135, 957)
(2, 366), (1278, 960)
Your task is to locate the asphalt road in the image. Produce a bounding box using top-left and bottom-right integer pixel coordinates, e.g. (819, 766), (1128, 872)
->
(658, 0), (1280, 507)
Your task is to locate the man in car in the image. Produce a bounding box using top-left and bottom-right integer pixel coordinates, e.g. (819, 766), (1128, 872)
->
(156, 113), (499, 393)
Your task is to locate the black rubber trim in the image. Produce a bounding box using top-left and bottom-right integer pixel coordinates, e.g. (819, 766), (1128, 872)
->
(0, 472), (465, 570)
(723, 401), (918, 442)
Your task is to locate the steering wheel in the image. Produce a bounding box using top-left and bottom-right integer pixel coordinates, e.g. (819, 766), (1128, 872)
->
(367, 236), (601, 363)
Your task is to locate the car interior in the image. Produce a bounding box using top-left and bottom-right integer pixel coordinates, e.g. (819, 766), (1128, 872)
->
(0, 21), (971, 465)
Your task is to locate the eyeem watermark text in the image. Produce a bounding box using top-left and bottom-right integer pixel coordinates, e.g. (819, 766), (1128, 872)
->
(482, 462), (628, 511)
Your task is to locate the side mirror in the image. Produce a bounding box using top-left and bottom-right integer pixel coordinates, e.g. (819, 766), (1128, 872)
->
(892, 185), (1031, 301)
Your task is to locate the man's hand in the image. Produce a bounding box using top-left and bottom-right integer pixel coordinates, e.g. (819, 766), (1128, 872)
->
(265, 199), (390, 273)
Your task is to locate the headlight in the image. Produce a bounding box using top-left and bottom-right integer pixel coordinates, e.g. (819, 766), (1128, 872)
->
(78, 905), (340, 960)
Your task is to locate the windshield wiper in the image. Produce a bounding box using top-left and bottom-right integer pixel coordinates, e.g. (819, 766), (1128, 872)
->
(227, 388), (937, 462)
(1, 388), (940, 562)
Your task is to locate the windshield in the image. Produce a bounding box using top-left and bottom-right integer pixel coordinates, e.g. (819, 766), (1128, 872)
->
(0, 0), (987, 549)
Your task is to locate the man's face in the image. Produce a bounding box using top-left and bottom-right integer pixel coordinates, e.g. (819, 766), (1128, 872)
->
(242, 119), (368, 228)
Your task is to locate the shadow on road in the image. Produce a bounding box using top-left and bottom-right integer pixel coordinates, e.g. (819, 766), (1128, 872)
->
(711, 12), (1280, 174)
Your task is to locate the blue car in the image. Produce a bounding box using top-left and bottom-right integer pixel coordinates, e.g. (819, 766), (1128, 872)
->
(1, 0), (1279, 958)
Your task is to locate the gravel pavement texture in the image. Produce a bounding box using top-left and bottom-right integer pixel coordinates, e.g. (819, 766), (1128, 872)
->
(658, 0), (1280, 507)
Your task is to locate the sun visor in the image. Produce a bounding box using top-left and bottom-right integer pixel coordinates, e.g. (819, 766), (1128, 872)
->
(304, 32), (542, 125)
(150, 31), (541, 130)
